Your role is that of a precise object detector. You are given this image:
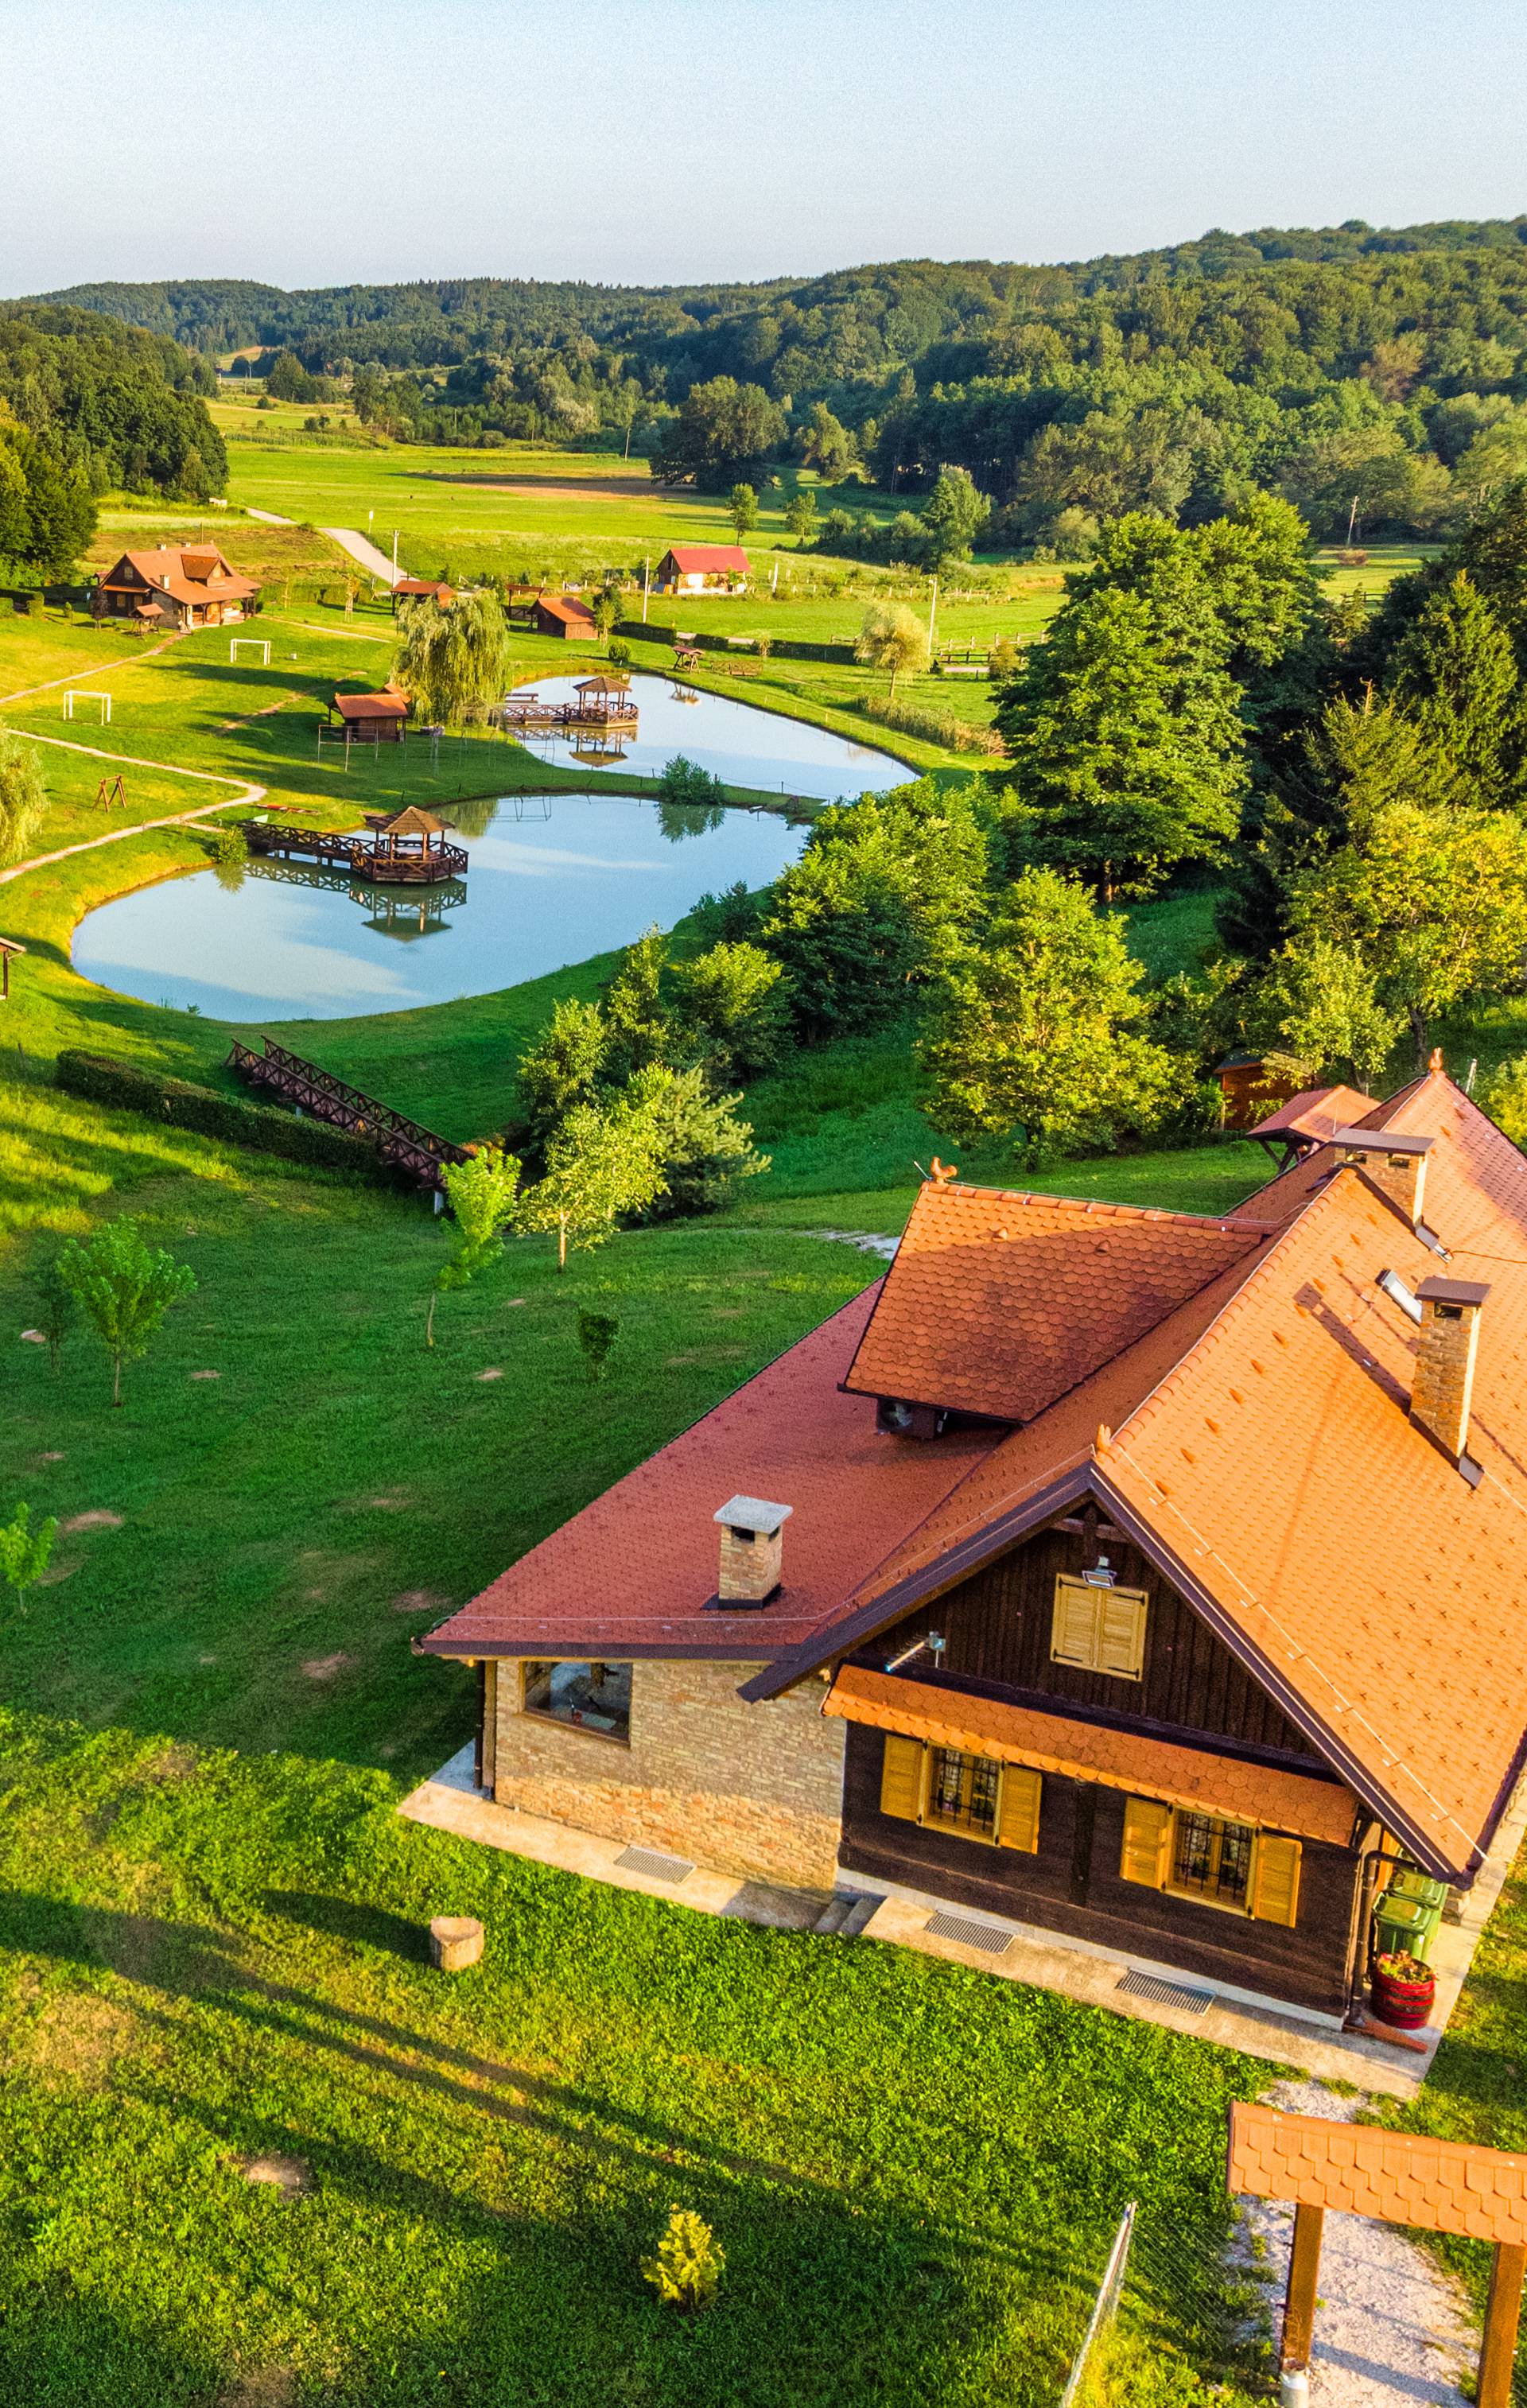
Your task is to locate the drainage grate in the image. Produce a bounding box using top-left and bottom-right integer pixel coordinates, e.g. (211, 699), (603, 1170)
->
(615, 1845), (694, 1885)
(1117, 1968), (1214, 2015)
(925, 1910), (1015, 1956)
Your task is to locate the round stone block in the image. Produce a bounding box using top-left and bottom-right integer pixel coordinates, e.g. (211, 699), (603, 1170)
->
(429, 1913), (484, 1971)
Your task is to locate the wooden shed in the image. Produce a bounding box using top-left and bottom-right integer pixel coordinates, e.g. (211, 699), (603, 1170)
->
(533, 595), (597, 639)
(329, 689), (410, 742)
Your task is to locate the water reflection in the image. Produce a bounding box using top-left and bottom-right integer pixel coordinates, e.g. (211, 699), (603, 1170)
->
(512, 670), (904, 802)
(74, 789), (808, 1022)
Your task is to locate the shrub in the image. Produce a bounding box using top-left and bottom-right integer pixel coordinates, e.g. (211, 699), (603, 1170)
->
(54, 1051), (379, 1177)
(641, 2208), (724, 2311)
(1480, 1054), (1527, 1148)
(858, 694), (1004, 755)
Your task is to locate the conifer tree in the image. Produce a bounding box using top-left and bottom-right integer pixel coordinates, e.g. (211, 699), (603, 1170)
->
(1387, 572), (1521, 805)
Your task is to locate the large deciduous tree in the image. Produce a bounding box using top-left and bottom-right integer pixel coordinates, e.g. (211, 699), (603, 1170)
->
(650, 379), (785, 491)
(919, 868), (1186, 1158)
(853, 600), (927, 696)
(392, 588), (511, 724)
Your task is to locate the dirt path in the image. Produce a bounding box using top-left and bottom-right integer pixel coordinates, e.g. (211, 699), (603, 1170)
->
(0, 629), (188, 705)
(0, 732), (265, 890)
(320, 526), (399, 585)
(1230, 2080), (1476, 2408)
(437, 473), (659, 500)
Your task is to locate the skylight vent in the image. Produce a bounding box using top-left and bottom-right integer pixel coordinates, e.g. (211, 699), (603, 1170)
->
(1377, 1268), (1424, 1324)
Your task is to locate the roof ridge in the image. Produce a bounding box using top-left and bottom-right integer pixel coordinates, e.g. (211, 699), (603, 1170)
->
(934, 1180), (1289, 1233)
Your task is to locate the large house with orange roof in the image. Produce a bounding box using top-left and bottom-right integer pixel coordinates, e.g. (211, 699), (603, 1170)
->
(93, 543), (260, 631)
(418, 1059), (1527, 2025)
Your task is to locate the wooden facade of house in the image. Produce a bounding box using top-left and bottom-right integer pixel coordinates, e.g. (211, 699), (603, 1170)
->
(534, 595), (597, 639)
(835, 1516), (1365, 2015)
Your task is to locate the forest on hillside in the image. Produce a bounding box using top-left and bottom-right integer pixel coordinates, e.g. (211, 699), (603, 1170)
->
(37, 219), (1527, 539)
(0, 305), (226, 579)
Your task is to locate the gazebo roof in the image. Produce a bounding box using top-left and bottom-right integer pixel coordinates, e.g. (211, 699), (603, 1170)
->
(378, 805), (445, 838)
(575, 674), (631, 695)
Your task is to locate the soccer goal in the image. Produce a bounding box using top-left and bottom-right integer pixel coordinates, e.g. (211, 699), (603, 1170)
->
(230, 638), (271, 666)
(62, 690), (111, 724)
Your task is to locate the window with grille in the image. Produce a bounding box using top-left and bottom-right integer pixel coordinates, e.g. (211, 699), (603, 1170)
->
(924, 1747), (1001, 1840)
(1168, 1811), (1254, 1909)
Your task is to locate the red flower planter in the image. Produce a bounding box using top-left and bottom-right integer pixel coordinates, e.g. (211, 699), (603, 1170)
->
(1371, 1956), (1436, 2030)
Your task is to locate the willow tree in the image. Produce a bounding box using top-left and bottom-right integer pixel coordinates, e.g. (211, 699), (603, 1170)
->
(0, 730), (46, 868)
(393, 589), (511, 724)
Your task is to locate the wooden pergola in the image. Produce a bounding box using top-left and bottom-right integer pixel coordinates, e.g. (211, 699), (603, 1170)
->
(1230, 2101), (1527, 2408)
(0, 935), (24, 1003)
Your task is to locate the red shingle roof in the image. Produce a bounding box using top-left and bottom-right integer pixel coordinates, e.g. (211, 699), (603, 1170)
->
(662, 545), (751, 574)
(1229, 2102), (1527, 2243)
(535, 595), (596, 625)
(333, 690), (408, 721)
(101, 547), (258, 606)
(1251, 1084), (1378, 1144)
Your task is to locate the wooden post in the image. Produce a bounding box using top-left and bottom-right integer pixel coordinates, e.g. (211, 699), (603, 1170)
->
(1478, 2242), (1526, 2408)
(1280, 2202), (1324, 2372)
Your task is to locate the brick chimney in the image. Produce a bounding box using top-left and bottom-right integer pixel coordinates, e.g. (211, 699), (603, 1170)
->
(714, 1496), (792, 1606)
(1333, 1128), (1433, 1225)
(1410, 1277), (1490, 1465)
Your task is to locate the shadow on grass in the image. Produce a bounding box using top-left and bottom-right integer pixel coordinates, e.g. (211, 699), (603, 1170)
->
(262, 1888), (429, 1962)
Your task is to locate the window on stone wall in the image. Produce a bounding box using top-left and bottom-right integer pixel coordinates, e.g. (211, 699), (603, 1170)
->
(523, 1660), (631, 1744)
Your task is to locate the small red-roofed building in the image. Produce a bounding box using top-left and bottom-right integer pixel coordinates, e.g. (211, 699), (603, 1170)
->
(654, 544), (751, 594)
(418, 1058), (1527, 2029)
(533, 593), (597, 639)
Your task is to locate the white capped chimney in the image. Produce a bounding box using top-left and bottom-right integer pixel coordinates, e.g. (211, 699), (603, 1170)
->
(1332, 1127), (1433, 1226)
(1410, 1276), (1490, 1469)
(714, 1495), (792, 1606)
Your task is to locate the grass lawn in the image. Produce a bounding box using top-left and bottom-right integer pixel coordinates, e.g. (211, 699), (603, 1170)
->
(0, 1076), (1277, 2408)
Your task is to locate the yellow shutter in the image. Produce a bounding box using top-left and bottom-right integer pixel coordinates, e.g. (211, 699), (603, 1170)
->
(997, 1764), (1042, 1853)
(880, 1733), (925, 1821)
(1051, 1576), (1102, 1668)
(1097, 1587), (1148, 1680)
(1250, 1834), (1302, 1928)
(1120, 1796), (1172, 1888)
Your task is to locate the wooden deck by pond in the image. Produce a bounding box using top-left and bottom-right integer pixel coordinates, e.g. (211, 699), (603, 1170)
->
(497, 675), (639, 733)
(227, 1037), (472, 1188)
(245, 817), (468, 886)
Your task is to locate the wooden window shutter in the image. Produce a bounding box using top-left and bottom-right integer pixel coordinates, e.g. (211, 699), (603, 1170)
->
(1097, 1587), (1148, 1680)
(879, 1733), (924, 1822)
(1250, 1834), (1302, 1928)
(997, 1764), (1042, 1854)
(1051, 1576), (1102, 1668)
(1119, 1796), (1172, 1888)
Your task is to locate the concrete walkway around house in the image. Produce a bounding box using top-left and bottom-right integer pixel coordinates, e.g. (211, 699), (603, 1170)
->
(400, 1747), (1527, 2103)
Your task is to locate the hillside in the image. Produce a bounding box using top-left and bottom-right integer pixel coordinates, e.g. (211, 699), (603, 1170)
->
(34, 220), (1527, 539)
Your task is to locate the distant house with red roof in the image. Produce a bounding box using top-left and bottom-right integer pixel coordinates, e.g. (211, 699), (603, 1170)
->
(654, 543), (750, 595)
(533, 593), (597, 639)
(93, 544), (259, 631)
(418, 1060), (1527, 2029)
(391, 577), (455, 612)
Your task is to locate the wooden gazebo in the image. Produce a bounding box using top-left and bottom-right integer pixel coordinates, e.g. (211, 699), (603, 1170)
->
(364, 805), (457, 877)
(0, 934), (23, 1002)
(571, 675), (639, 728)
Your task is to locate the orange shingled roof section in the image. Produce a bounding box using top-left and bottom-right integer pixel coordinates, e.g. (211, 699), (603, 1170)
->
(1228, 2102), (1527, 2243)
(841, 1183), (1275, 1422)
(1250, 1084), (1377, 1142)
(826, 1667), (1358, 1843)
(421, 1291), (1012, 1661)
(1098, 1074), (1527, 1874)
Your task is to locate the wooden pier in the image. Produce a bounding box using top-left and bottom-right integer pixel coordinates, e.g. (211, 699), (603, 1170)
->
(245, 814), (468, 887)
(227, 1038), (472, 1190)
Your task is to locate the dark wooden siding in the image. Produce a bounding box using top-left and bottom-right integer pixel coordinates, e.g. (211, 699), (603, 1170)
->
(871, 1520), (1320, 1760)
(840, 1726), (1360, 2016)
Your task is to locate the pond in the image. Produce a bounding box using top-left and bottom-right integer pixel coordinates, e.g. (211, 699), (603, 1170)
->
(72, 792), (810, 1023)
(511, 671), (907, 800)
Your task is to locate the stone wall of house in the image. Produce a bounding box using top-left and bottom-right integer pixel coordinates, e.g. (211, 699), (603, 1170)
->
(492, 1660), (845, 1893)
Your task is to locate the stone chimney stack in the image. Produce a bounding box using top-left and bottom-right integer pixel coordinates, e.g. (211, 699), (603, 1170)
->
(1410, 1278), (1490, 1462)
(714, 1496), (792, 1606)
(1333, 1128), (1433, 1225)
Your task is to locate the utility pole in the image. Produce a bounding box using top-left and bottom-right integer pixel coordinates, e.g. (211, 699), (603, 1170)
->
(1345, 494), (1360, 550)
(642, 557), (650, 623)
(928, 572), (939, 662)
(391, 529), (399, 588)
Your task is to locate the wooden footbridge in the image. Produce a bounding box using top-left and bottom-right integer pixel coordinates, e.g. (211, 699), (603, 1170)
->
(227, 1038), (472, 1190)
(245, 814), (467, 887)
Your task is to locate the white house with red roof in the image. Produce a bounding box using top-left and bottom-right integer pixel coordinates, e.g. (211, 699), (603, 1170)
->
(654, 543), (751, 594)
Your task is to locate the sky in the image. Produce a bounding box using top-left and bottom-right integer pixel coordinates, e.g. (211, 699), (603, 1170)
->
(3, 0), (1526, 295)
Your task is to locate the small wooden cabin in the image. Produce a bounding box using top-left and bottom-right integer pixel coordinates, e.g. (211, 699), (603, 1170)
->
(654, 544), (750, 595)
(534, 595), (597, 639)
(329, 689), (410, 742)
(94, 545), (260, 631)
(392, 579), (455, 612)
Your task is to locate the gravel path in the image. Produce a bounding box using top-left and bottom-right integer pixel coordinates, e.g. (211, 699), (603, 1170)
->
(806, 1228), (899, 1260)
(243, 507), (398, 587)
(1232, 2080), (1476, 2408)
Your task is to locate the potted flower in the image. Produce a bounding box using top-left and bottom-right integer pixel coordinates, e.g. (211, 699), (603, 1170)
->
(1371, 1948), (1436, 2030)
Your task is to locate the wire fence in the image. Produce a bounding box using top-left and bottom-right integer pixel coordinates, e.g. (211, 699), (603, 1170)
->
(1060, 2202), (1137, 2408)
